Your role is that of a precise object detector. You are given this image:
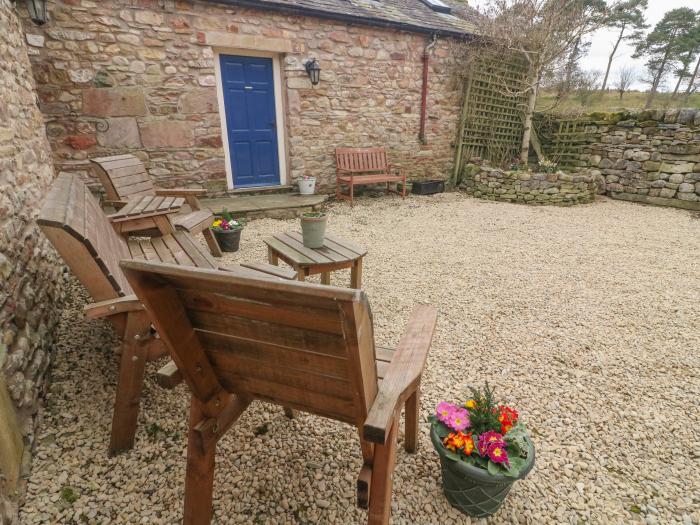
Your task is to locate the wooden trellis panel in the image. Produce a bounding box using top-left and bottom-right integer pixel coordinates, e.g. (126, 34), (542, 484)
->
(533, 114), (593, 167)
(454, 53), (529, 177)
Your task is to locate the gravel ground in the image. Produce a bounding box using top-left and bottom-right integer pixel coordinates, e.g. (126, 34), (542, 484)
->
(20, 193), (700, 525)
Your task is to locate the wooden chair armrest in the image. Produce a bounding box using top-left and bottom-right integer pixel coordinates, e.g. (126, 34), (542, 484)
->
(84, 295), (144, 319)
(154, 188), (207, 197)
(363, 305), (437, 444)
(336, 168), (355, 175)
(103, 199), (129, 209)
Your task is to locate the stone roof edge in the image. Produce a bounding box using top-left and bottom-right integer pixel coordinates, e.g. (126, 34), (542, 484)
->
(201, 0), (475, 39)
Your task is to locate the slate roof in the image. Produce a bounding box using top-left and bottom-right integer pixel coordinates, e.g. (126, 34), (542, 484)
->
(204, 0), (478, 38)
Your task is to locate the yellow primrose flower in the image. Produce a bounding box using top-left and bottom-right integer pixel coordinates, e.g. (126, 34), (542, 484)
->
(465, 399), (477, 409)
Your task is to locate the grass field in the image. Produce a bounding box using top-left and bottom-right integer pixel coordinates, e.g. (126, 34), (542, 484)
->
(537, 90), (700, 114)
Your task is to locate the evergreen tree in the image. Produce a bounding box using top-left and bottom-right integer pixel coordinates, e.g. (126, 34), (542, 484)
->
(634, 8), (699, 108)
(601, 0), (648, 92)
(672, 19), (700, 98)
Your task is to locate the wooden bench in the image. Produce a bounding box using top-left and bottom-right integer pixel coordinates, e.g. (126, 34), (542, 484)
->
(122, 260), (437, 525)
(37, 173), (295, 455)
(90, 154), (223, 257)
(335, 147), (406, 205)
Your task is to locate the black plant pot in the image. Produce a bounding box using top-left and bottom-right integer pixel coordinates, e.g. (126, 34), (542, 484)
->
(430, 424), (535, 518)
(212, 228), (242, 252)
(411, 179), (445, 195)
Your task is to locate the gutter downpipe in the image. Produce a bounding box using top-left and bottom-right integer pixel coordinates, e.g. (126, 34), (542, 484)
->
(419, 34), (438, 145)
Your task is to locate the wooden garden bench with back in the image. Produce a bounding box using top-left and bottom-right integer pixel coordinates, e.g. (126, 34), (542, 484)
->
(90, 154), (223, 257)
(122, 260), (437, 525)
(37, 173), (295, 455)
(335, 147), (406, 206)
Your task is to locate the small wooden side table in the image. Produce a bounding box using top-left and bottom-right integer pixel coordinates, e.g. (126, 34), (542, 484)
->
(108, 195), (184, 235)
(264, 231), (368, 288)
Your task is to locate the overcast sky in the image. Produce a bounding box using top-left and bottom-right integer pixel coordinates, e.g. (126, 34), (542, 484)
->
(579, 0), (694, 90)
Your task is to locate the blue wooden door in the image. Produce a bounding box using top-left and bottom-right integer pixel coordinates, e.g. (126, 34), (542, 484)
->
(220, 54), (280, 188)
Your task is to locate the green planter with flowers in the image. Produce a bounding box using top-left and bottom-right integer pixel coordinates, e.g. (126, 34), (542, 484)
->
(210, 209), (245, 252)
(430, 383), (535, 518)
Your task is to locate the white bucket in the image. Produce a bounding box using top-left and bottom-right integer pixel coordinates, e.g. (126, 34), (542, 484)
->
(298, 177), (316, 195)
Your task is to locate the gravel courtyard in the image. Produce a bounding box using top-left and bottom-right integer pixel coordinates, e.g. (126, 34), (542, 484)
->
(20, 193), (700, 524)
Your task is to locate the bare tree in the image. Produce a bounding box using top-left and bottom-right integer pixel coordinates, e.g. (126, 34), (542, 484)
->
(576, 69), (601, 105)
(614, 65), (636, 100)
(456, 0), (612, 164)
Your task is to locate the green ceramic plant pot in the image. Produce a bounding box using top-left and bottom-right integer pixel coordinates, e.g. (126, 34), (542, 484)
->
(430, 423), (535, 518)
(300, 213), (327, 248)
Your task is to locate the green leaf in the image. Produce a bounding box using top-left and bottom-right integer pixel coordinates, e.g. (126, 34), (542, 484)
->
(503, 456), (527, 478)
(434, 422), (451, 439)
(443, 449), (461, 462)
(487, 460), (502, 476)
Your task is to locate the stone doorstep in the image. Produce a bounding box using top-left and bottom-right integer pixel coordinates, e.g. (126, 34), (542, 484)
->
(202, 193), (328, 219)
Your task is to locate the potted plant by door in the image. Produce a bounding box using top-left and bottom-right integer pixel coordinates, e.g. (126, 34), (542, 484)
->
(298, 175), (316, 195)
(210, 209), (245, 252)
(430, 382), (535, 518)
(300, 211), (327, 248)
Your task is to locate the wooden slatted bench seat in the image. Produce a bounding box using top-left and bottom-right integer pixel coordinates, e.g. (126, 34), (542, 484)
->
(122, 260), (438, 525)
(38, 173), (293, 455)
(335, 147), (406, 205)
(91, 154), (223, 257)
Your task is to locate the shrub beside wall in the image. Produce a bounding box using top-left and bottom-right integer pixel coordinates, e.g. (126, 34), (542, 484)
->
(460, 164), (597, 206)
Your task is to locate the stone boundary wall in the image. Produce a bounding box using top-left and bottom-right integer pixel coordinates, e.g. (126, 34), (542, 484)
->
(0, 1), (67, 521)
(20, 0), (462, 195)
(553, 109), (700, 211)
(459, 165), (597, 206)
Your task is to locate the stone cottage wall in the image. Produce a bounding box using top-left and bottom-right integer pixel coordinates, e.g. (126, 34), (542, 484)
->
(20, 0), (463, 195)
(0, 1), (67, 521)
(563, 109), (700, 211)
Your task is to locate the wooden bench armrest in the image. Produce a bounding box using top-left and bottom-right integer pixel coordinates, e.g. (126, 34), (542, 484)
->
(103, 199), (129, 209)
(154, 188), (207, 197)
(387, 163), (404, 175)
(84, 295), (145, 319)
(362, 304), (437, 444)
(336, 168), (355, 175)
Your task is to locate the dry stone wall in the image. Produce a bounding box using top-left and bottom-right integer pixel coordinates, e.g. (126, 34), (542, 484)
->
(460, 165), (596, 206)
(20, 0), (462, 194)
(560, 109), (700, 211)
(0, 1), (67, 521)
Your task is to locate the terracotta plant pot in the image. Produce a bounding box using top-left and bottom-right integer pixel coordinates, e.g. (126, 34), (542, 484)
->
(212, 228), (242, 252)
(300, 212), (327, 248)
(430, 423), (535, 518)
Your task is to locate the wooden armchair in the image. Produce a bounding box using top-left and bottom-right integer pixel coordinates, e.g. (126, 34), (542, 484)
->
(90, 154), (223, 257)
(37, 173), (294, 455)
(335, 147), (406, 206)
(122, 260), (437, 525)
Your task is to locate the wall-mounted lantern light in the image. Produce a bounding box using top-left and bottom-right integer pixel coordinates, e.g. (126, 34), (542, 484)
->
(26, 0), (49, 25)
(304, 59), (321, 86)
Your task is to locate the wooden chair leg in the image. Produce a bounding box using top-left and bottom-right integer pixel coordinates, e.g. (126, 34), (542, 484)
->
(350, 182), (354, 206)
(202, 227), (223, 258)
(184, 398), (217, 525)
(350, 258), (363, 289)
(357, 429), (375, 509)
(109, 313), (150, 456)
(404, 390), (419, 453)
(321, 272), (331, 285)
(368, 420), (398, 525)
